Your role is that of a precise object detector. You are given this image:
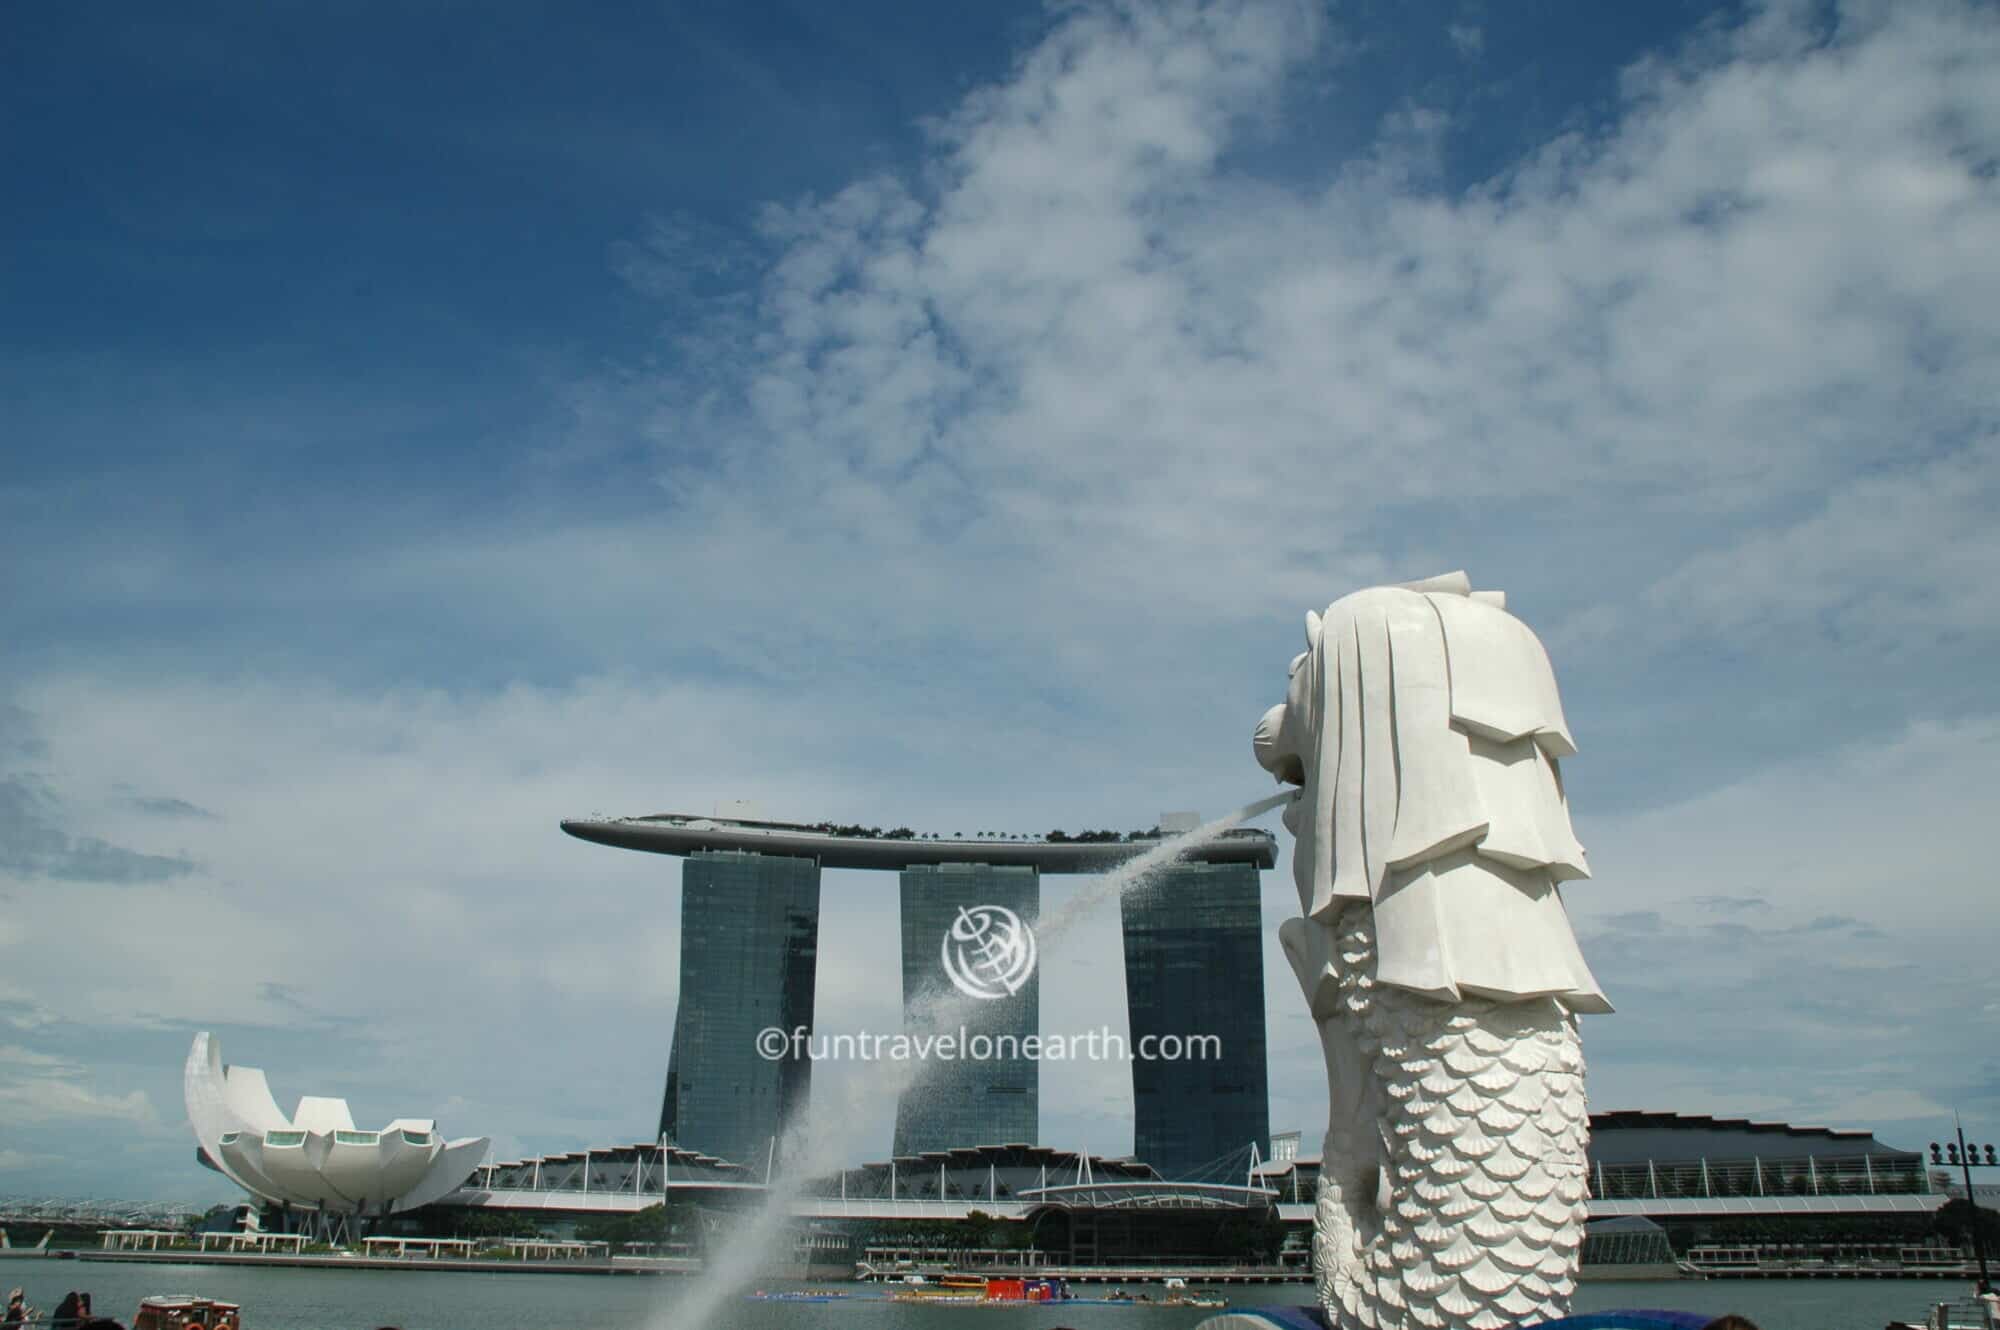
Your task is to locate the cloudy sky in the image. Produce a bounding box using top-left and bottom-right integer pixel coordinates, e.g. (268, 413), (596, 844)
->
(4, 0), (1997, 1203)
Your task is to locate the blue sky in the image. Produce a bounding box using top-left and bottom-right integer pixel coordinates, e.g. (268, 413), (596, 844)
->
(3, 0), (1997, 1203)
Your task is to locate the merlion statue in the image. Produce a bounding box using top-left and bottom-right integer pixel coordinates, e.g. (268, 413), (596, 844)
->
(1253, 572), (1609, 1330)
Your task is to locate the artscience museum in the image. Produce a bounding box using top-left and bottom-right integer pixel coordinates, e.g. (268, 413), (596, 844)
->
(184, 1033), (488, 1229)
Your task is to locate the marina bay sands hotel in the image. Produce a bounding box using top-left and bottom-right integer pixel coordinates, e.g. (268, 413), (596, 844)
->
(560, 811), (1278, 1180)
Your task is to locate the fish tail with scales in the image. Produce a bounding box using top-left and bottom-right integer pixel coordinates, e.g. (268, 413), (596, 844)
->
(1311, 904), (1590, 1330)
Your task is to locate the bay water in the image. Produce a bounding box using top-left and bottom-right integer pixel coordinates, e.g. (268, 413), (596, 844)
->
(3, 1257), (1963, 1330)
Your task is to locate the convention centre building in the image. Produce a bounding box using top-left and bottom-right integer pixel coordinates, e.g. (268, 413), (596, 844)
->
(436, 1113), (1967, 1274)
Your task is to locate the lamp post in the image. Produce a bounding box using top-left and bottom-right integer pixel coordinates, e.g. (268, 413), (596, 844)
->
(1930, 1123), (1996, 1294)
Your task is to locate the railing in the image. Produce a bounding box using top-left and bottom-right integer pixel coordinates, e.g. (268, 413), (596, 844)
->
(1589, 1154), (1927, 1200)
(460, 1179), (764, 1199)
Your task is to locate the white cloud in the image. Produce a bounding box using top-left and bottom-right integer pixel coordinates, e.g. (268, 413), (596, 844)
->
(0, 1073), (156, 1128)
(0, 1045), (70, 1068)
(1579, 713), (2000, 929)
(14, 2), (1994, 849)
(1809, 1087), (1955, 1127)
(0, 1000), (54, 1032)
(1632, 436), (2000, 651)
(0, 1148), (57, 1171)
(566, 0), (2000, 678)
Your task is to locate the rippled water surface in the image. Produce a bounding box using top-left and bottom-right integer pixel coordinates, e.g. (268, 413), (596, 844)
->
(3, 1258), (1975, 1330)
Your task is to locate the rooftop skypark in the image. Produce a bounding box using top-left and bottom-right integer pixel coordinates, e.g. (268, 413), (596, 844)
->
(559, 811), (1280, 873)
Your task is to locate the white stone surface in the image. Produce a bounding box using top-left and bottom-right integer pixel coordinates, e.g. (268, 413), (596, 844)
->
(184, 1032), (488, 1216)
(1253, 574), (1607, 1330)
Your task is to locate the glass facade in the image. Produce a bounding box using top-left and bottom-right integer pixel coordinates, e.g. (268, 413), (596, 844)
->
(1581, 1217), (1676, 1267)
(659, 851), (820, 1167)
(1120, 861), (1270, 1179)
(893, 864), (1038, 1154)
(1590, 1152), (1929, 1198)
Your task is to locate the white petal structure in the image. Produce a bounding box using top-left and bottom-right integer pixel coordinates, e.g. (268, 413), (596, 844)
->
(184, 1033), (488, 1215)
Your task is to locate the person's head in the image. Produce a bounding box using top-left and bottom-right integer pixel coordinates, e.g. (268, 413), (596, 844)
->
(1702, 1317), (1761, 1330)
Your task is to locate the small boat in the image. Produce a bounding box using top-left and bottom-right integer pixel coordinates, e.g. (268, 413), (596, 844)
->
(1160, 1279), (1227, 1309)
(888, 1274), (990, 1303)
(978, 1277), (1070, 1304)
(886, 1273), (1073, 1304)
(745, 1289), (848, 1303)
(132, 1296), (241, 1330)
